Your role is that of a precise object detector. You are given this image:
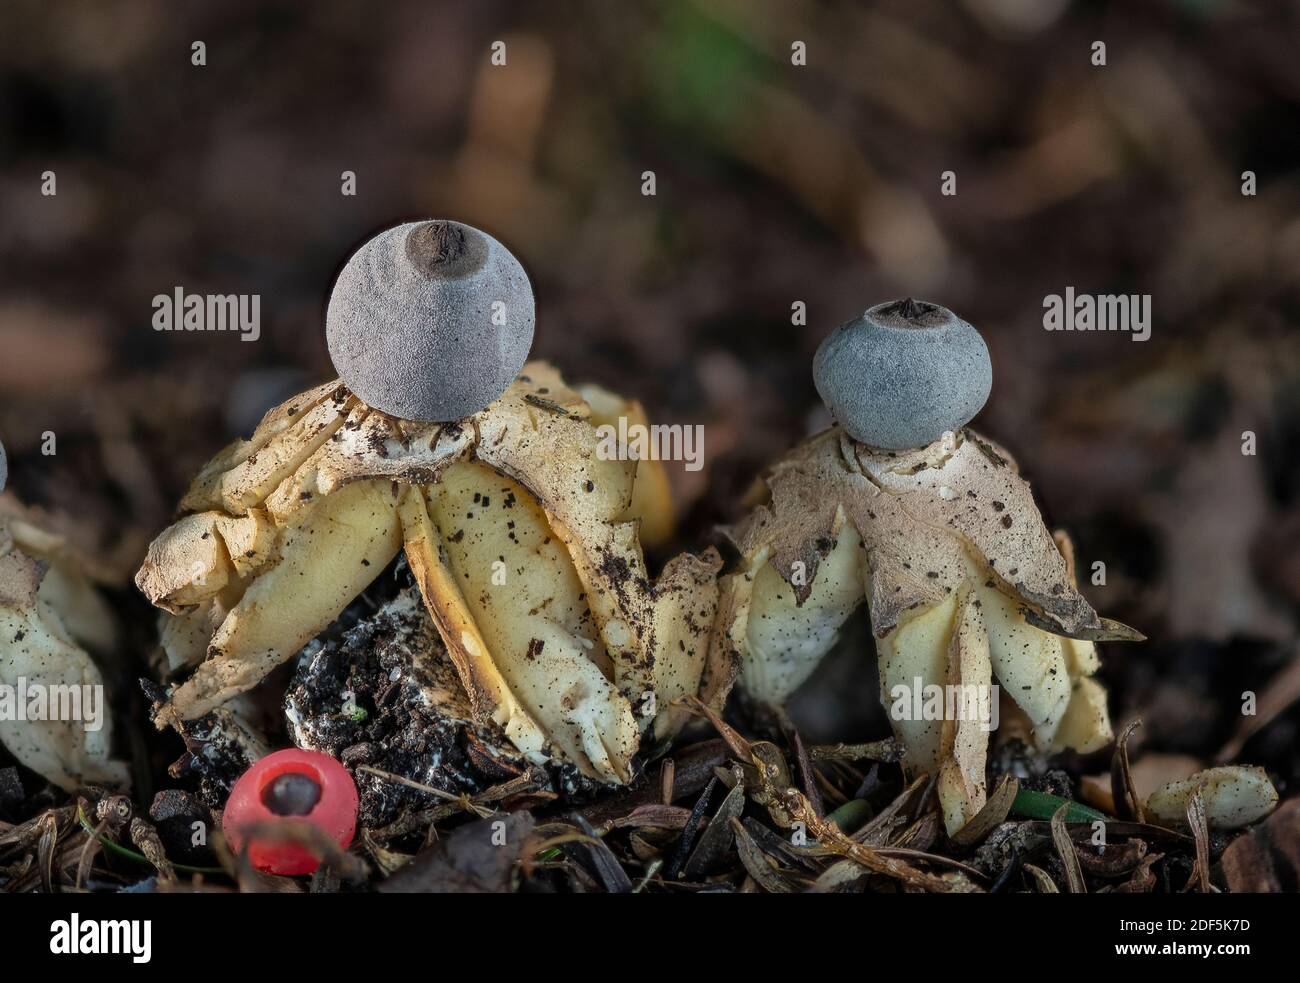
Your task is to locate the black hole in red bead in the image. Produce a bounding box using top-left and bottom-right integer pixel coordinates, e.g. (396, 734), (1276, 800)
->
(262, 772), (322, 816)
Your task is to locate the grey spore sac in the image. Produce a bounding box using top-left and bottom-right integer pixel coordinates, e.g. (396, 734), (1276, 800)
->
(812, 298), (992, 450)
(326, 220), (535, 422)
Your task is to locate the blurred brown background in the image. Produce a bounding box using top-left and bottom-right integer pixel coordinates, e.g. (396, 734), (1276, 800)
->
(2, 0), (1299, 783)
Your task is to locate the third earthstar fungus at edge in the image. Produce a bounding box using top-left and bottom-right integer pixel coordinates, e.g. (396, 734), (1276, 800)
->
(0, 492), (127, 792)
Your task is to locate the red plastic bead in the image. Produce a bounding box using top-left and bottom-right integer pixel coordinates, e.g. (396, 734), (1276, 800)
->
(223, 748), (358, 875)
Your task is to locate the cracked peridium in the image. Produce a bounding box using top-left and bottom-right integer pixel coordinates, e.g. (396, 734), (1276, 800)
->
(702, 426), (1142, 835)
(136, 361), (721, 785)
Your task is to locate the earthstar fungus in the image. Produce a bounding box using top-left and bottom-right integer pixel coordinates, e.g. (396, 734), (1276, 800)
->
(137, 222), (719, 786)
(0, 485), (128, 791)
(705, 300), (1142, 835)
